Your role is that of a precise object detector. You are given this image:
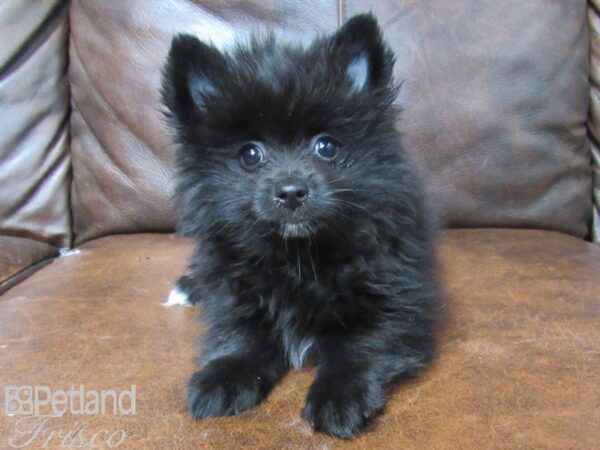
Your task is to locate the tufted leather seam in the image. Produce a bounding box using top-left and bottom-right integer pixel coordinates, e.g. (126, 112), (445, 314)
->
(587, 2), (600, 242)
(0, 256), (55, 296)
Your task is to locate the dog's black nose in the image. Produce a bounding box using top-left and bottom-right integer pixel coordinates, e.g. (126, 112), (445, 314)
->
(274, 182), (309, 210)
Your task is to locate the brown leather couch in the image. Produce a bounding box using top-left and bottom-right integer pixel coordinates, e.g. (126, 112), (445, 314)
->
(1, 1), (599, 448)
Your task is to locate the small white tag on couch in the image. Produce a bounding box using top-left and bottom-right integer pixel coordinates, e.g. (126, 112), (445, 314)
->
(59, 248), (81, 257)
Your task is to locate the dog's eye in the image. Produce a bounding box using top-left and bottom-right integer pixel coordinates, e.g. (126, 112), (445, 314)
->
(314, 137), (340, 160)
(239, 144), (264, 168)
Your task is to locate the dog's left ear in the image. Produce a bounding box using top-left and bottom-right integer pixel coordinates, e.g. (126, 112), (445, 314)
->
(332, 14), (394, 91)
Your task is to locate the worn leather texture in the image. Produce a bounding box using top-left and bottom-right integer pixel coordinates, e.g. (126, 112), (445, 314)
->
(0, 0), (71, 249)
(68, 0), (340, 244)
(0, 236), (56, 289)
(1, 230), (598, 448)
(345, 0), (592, 238)
(68, 0), (592, 244)
(588, 1), (600, 242)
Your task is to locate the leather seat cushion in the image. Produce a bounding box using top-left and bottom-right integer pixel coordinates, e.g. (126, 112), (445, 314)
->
(0, 230), (598, 448)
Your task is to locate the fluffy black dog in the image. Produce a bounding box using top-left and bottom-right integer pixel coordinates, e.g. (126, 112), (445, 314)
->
(161, 14), (439, 438)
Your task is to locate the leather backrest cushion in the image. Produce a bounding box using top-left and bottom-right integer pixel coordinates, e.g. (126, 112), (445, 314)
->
(347, 0), (592, 237)
(0, 1), (71, 248)
(69, 0), (592, 244)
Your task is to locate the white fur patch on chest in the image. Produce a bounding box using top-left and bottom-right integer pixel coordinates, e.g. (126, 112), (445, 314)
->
(281, 330), (314, 369)
(162, 286), (193, 307)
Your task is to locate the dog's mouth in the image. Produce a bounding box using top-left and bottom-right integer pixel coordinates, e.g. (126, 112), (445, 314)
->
(280, 221), (312, 239)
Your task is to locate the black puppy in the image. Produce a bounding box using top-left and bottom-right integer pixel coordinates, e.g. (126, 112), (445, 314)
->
(161, 14), (439, 438)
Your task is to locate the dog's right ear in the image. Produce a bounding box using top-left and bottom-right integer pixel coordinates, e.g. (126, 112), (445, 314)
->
(161, 34), (227, 122)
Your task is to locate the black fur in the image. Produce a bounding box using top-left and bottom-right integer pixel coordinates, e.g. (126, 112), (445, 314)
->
(161, 14), (439, 439)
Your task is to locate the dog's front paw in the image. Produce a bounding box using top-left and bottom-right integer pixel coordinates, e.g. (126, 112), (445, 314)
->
(187, 357), (271, 419)
(302, 376), (383, 439)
